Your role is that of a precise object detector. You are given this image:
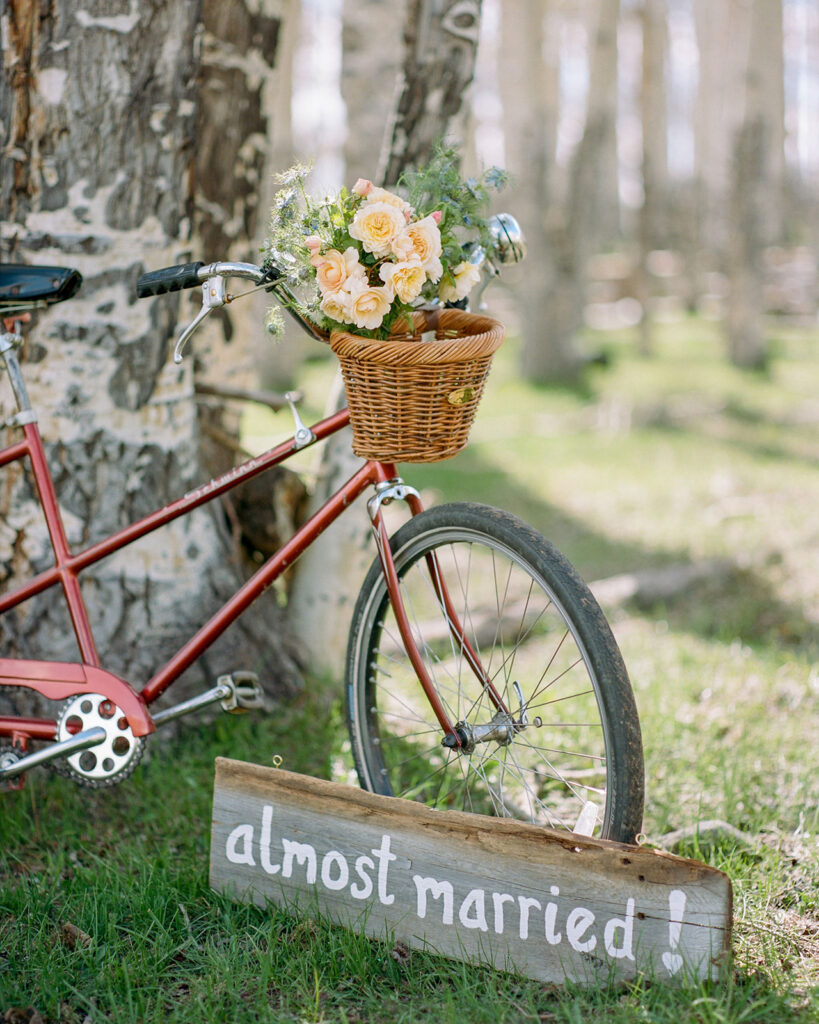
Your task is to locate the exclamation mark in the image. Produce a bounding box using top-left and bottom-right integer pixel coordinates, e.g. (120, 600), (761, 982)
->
(661, 889), (686, 975)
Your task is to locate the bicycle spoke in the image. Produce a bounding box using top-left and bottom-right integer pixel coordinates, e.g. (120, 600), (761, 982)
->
(349, 506), (643, 842)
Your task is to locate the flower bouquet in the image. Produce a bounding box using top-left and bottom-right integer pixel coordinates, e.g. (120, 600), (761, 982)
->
(262, 150), (507, 340)
(262, 151), (509, 462)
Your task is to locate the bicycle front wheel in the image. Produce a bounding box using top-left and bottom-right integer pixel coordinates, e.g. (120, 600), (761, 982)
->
(345, 503), (644, 843)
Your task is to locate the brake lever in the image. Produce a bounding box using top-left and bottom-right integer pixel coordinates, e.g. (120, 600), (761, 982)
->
(173, 276), (226, 363)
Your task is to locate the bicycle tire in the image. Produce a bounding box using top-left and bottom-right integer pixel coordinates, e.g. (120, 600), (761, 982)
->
(345, 502), (644, 843)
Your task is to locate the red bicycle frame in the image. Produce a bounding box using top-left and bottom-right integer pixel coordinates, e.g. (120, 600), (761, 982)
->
(0, 404), (441, 742)
(0, 354), (507, 776)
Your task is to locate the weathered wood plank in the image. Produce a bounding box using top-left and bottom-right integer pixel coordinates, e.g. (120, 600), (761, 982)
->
(210, 758), (732, 986)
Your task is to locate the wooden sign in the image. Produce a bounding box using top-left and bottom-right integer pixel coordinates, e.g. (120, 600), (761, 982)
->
(210, 758), (732, 986)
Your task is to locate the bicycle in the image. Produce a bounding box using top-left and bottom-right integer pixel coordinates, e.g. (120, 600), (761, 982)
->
(0, 218), (644, 843)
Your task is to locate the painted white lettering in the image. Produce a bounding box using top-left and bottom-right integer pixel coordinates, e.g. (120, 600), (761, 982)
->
(458, 888), (489, 931)
(225, 823), (255, 866)
(320, 850), (349, 891)
(413, 876), (454, 925)
(259, 805), (281, 875)
(350, 854), (375, 900)
(518, 896), (542, 941)
(604, 898), (636, 961)
(371, 835), (397, 906)
(281, 838), (317, 884)
(544, 886), (562, 945)
(492, 892), (514, 934)
(566, 907), (597, 953)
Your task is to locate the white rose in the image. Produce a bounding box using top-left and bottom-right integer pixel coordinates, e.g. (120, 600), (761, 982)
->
(379, 259), (426, 303)
(438, 260), (482, 303)
(349, 201), (407, 257)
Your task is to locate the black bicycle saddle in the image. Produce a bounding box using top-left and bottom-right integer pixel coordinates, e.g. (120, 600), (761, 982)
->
(0, 264), (82, 308)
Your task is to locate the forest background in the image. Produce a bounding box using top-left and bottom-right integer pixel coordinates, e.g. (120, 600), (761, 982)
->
(0, 1), (818, 1018)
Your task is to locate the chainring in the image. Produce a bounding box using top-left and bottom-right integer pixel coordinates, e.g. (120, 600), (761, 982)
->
(0, 745), (24, 792)
(53, 693), (146, 788)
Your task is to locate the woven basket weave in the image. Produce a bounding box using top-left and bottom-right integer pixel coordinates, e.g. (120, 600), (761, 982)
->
(329, 309), (505, 463)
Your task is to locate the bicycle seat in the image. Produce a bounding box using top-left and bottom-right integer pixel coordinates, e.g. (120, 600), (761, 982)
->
(0, 263), (82, 308)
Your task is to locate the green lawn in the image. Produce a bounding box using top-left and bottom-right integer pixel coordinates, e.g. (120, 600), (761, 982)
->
(2, 316), (817, 1022)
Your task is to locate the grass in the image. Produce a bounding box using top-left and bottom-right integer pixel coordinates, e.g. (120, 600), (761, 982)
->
(2, 314), (818, 1021)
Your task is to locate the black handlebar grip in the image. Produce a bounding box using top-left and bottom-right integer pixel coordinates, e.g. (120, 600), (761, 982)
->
(136, 262), (205, 298)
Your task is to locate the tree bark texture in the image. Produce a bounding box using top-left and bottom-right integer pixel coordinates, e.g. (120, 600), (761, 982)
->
(724, 0), (779, 370)
(0, 0), (302, 710)
(379, 0), (483, 185)
(636, 0), (669, 355)
(341, 0), (403, 186)
(288, 0), (485, 677)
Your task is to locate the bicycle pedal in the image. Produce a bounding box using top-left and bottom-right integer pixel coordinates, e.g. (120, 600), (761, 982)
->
(218, 671), (264, 714)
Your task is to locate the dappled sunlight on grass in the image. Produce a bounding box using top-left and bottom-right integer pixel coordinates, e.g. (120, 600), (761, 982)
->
(2, 317), (818, 1020)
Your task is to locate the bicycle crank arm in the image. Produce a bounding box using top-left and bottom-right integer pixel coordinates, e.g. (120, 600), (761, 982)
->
(0, 727), (106, 780)
(150, 672), (263, 727)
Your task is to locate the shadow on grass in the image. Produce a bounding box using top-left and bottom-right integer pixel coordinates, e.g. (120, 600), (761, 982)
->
(408, 446), (819, 656)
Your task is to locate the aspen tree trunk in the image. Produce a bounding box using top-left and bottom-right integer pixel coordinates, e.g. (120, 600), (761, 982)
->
(585, 0), (621, 247)
(505, 0), (620, 382)
(636, 0), (669, 356)
(0, 1), (302, 710)
(692, 0), (746, 254)
(285, 0), (404, 681)
(500, 0), (573, 381)
(287, 0), (484, 679)
(725, 0), (783, 369)
(379, 0), (483, 186)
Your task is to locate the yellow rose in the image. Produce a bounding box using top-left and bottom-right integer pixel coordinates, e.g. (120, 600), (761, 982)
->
(438, 260), (482, 303)
(349, 201), (406, 257)
(405, 215), (443, 281)
(366, 186), (412, 216)
(347, 281), (393, 330)
(320, 289), (351, 324)
(379, 259), (426, 303)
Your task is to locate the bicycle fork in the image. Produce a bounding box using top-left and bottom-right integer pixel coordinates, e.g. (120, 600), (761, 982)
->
(366, 480), (513, 752)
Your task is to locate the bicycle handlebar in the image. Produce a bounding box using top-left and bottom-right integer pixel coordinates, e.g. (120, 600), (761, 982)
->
(135, 261), (270, 298)
(134, 211), (526, 361)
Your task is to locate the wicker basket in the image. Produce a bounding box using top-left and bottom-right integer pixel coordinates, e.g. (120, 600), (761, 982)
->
(329, 309), (505, 463)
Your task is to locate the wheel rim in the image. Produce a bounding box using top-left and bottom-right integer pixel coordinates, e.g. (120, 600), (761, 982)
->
(354, 526), (615, 836)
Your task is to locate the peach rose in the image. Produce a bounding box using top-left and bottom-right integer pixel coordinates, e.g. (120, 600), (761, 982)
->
(304, 235), (322, 253)
(352, 178), (374, 196)
(404, 215), (443, 281)
(349, 200), (407, 257)
(390, 231), (416, 261)
(379, 259), (426, 303)
(346, 280), (393, 330)
(438, 260), (482, 303)
(311, 246), (362, 293)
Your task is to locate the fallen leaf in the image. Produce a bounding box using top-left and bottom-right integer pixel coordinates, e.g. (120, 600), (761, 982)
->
(390, 940), (411, 965)
(60, 921), (92, 950)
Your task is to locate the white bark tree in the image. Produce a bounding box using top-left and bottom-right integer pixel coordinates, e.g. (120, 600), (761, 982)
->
(0, 0), (302, 709)
(287, 0), (484, 679)
(725, 0), (784, 369)
(636, 0), (669, 355)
